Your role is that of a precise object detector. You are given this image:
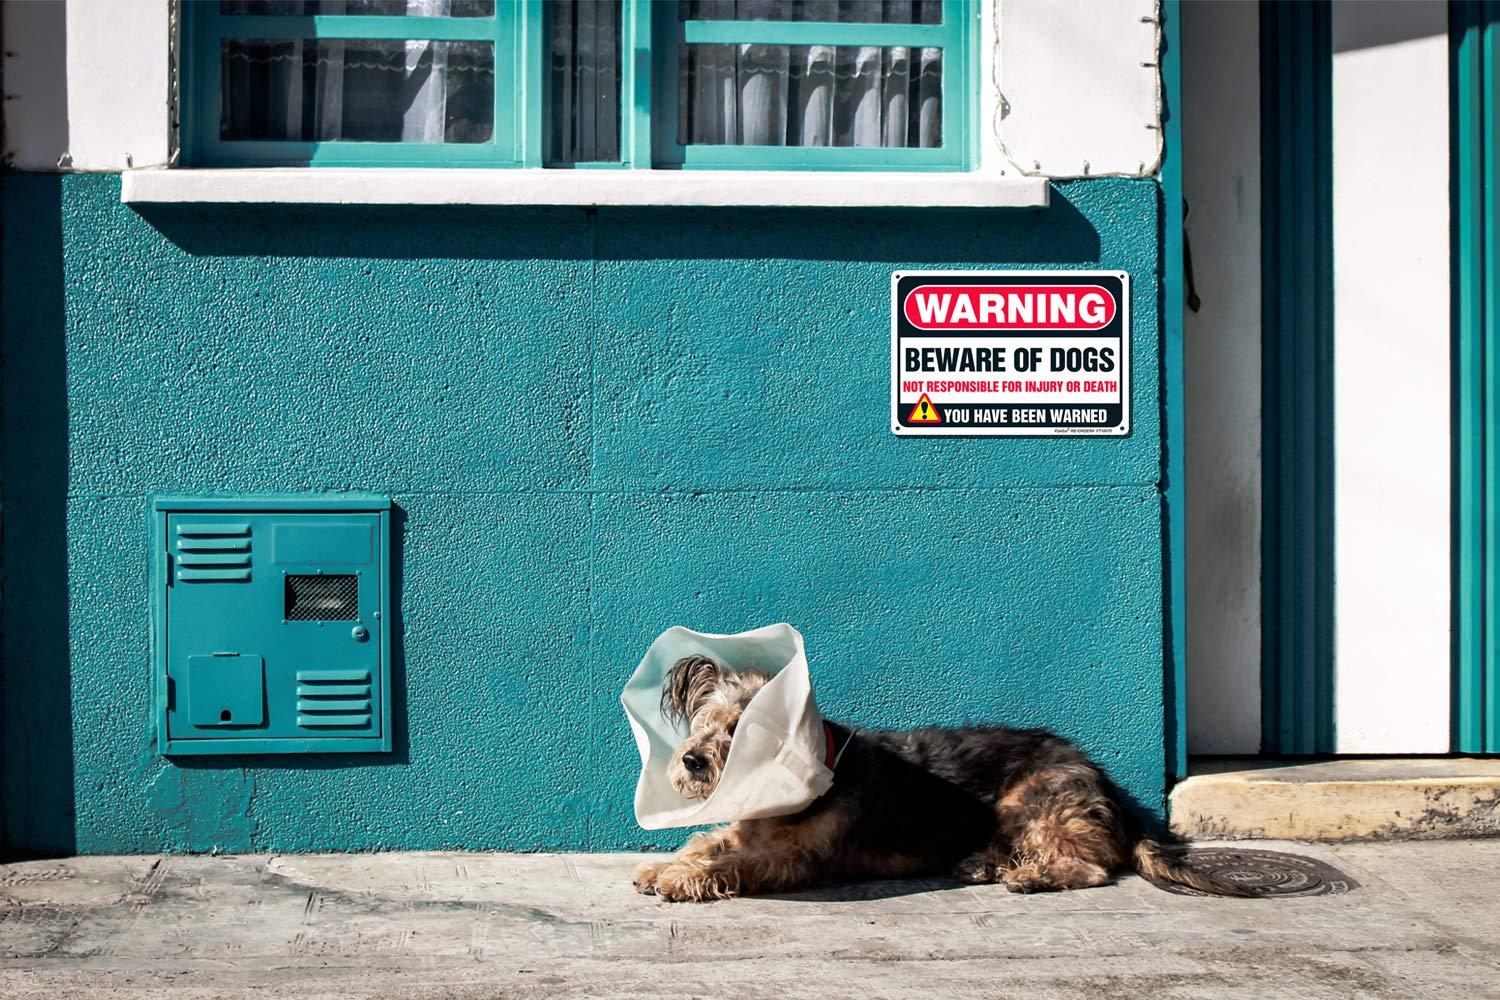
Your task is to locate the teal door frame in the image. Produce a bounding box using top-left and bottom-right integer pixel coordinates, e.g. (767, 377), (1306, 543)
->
(1452, 0), (1500, 753)
(1259, 0), (1336, 756)
(1255, 0), (1500, 756)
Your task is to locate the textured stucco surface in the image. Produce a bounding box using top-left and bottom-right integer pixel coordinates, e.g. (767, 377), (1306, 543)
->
(1, 172), (1164, 855)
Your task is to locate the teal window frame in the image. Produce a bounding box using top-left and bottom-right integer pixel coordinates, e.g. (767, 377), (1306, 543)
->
(183, 2), (536, 167)
(182, 0), (975, 170)
(653, 0), (974, 171)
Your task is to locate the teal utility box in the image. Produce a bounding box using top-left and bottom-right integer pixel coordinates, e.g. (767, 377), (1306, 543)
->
(152, 496), (393, 755)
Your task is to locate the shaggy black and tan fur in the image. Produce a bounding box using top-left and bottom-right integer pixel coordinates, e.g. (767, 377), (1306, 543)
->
(634, 655), (1242, 902)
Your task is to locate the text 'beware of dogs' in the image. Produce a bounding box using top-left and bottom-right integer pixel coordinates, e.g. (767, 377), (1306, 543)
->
(891, 271), (1130, 437)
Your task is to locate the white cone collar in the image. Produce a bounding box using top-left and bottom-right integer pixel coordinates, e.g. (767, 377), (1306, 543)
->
(621, 623), (833, 830)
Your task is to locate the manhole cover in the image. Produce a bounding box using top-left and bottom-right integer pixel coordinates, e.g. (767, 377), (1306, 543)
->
(1145, 848), (1358, 898)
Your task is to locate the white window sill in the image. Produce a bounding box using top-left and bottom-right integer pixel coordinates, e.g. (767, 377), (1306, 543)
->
(119, 168), (1050, 209)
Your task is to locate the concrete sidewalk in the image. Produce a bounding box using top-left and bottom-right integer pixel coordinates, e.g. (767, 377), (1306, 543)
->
(3, 840), (1498, 999)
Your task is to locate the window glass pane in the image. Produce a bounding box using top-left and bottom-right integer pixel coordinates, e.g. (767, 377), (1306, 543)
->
(547, 0), (622, 163)
(220, 1), (496, 16)
(220, 39), (494, 142)
(680, 0), (941, 24)
(678, 44), (941, 147)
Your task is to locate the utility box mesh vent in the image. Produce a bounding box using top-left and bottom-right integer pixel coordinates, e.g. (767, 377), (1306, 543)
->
(285, 574), (359, 621)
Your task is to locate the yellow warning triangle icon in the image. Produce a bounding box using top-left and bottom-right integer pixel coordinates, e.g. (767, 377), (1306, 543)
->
(907, 393), (942, 424)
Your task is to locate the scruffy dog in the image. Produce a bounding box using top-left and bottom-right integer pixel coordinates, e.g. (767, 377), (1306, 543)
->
(633, 655), (1241, 902)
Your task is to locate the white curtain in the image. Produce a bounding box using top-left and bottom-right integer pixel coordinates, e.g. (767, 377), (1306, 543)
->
(400, 0), (449, 142)
(679, 0), (943, 148)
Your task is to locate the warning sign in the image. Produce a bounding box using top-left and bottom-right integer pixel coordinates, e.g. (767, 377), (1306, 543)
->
(891, 271), (1130, 437)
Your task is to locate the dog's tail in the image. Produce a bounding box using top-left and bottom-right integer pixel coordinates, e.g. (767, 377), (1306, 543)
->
(1131, 839), (1255, 898)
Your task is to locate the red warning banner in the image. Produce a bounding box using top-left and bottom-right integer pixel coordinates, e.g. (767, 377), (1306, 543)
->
(902, 284), (1117, 331)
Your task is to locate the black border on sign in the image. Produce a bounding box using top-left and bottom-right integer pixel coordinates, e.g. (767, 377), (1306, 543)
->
(890, 270), (1132, 438)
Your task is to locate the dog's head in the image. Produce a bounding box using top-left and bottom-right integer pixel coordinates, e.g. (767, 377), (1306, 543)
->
(660, 654), (769, 800)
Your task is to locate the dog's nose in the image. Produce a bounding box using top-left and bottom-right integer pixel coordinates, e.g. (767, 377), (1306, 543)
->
(682, 751), (708, 773)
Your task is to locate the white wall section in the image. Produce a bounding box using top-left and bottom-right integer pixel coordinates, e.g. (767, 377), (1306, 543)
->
(1331, 0), (1451, 754)
(1181, 0), (1263, 755)
(2, 0), (70, 169)
(65, 0), (171, 169)
(996, 0), (1162, 178)
(3, 0), (170, 170)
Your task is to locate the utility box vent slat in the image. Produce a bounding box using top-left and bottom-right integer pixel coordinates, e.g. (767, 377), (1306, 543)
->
(296, 669), (371, 684)
(298, 714), (373, 728)
(176, 524), (252, 583)
(179, 567), (252, 583)
(177, 523), (251, 537)
(294, 669), (373, 731)
(178, 538), (251, 552)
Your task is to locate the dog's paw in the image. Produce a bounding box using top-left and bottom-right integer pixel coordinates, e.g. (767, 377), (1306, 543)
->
(632, 861), (666, 895)
(1001, 868), (1049, 894)
(953, 853), (998, 884)
(652, 864), (737, 903)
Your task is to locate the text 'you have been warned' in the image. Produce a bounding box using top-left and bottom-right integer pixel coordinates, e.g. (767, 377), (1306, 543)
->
(891, 271), (1130, 437)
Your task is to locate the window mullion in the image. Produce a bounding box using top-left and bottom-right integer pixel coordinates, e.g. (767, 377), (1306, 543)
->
(651, 0), (684, 167)
(213, 14), (496, 42)
(520, 0), (544, 166)
(680, 19), (950, 49)
(622, 0), (653, 168)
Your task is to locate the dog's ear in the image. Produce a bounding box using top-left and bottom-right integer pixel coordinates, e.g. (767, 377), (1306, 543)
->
(661, 654), (722, 723)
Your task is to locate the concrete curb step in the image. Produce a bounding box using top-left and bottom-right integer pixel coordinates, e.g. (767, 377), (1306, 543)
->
(1169, 757), (1500, 842)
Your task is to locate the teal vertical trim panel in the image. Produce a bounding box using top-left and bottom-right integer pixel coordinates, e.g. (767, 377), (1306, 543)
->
(1488, 1), (1500, 752)
(1259, 0), (1335, 756)
(1451, 0), (1500, 753)
(1160, 0), (1187, 780)
(1451, 0), (1484, 752)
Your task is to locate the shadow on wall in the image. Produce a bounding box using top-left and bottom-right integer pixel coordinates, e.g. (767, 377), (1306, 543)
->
(1, 174), (76, 859)
(134, 189), (1102, 265)
(1331, 0), (1446, 53)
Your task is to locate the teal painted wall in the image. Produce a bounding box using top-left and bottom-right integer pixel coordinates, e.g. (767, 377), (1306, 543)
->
(2, 172), (1164, 856)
